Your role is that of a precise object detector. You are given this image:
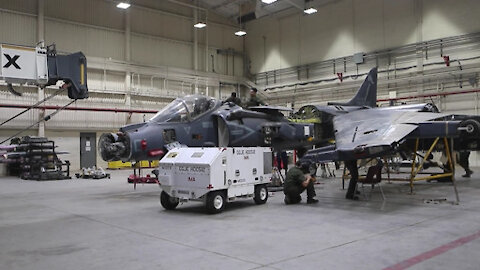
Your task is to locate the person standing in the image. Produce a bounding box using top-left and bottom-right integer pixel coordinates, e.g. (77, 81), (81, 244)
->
(344, 160), (359, 200)
(225, 92), (241, 106)
(245, 88), (266, 108)
(276, 151), (289, 176)
(458, 151), (473, 177)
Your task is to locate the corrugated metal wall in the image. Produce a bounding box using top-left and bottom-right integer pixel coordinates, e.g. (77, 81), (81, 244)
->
(0, 0), (245, 136)
(45, 0), (124, 30)
(0, 10), (36, 46)
(131, 33), (192, 68)
(45, 19), (125, 60)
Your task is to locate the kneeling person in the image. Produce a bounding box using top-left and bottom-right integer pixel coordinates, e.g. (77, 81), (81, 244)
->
(284, 161), (318, 204)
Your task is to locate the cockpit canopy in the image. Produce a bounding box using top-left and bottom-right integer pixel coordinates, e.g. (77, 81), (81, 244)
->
(290, 105), (334, 124)
(150, 95), (218, 123)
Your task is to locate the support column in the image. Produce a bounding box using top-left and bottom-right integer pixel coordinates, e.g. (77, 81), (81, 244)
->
(205, 11), (209, 96)
(37, 0), (45, 137)
(205, 10), (208, 73)
(414, 0), (423, 72)
(125, 10), (132, 124)
(414, 0), (425, 102)
(193, 9), (199, 94)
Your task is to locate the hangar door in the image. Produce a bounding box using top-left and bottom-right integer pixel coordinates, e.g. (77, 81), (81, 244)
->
(80, 132), (96, 168)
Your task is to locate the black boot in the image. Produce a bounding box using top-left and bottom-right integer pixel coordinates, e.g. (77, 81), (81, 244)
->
(462, 170), (473, 178)
(307, 198), (319, 204)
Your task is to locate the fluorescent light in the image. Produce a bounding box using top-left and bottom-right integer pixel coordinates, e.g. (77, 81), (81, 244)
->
(235, 30), (247, 36)
(116, 2), (131, 9)
(304, 7), (317, 14)
(194, 22), (207, 28)
(262, 0), (277, 4)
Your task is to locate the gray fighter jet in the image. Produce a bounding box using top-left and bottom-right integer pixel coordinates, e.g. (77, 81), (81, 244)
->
(99, 95), (321, 162)
(295, 67), (479, 199)
(297, 67), (479, 163)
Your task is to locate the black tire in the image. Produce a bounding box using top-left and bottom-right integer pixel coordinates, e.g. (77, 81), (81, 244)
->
(160, 191), (179, 210)
(254, 185), (268, 204)
(205, 191), (226, 214)
(460, 119), (480, 138)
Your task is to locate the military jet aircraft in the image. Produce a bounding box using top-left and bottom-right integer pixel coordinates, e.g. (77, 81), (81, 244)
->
(99, 94), (322, 162)
(294, 67), (479, 199)
(296, 67), (479, 163)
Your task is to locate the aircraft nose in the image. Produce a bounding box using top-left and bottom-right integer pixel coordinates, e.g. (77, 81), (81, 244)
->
(98, 132), (130, 161)
(127, 129), (166, 161)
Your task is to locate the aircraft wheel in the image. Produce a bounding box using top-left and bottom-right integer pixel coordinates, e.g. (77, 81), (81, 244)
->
(254, 185), (268, 204)
(160, 191), (179, 210)
(461, 119), (480, 138)
(206, 191), (226, 214)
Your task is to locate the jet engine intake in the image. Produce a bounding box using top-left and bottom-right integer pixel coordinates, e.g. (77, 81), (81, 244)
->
(99, 132), (130, 161)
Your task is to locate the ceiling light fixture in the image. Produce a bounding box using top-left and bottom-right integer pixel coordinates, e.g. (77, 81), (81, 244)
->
(262, 0), (278, 4)
(235, 30), (247, 36)
(304, 7), (317, 14)
(194, 22), (207, 28)
(116, 2), (131, 9)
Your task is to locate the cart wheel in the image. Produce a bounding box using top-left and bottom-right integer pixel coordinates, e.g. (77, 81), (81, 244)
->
(160, 191), (179, 210)
(206, 191), (226, 214)
(254, 185), (268, 204)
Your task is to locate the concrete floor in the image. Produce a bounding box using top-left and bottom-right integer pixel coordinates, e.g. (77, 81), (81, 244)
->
(1, 168), (479, 270)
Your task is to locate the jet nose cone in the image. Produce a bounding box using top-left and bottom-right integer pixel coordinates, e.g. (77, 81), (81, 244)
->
(99, 133), (130, 161)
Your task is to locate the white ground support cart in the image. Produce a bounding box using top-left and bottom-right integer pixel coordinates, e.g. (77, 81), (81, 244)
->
(157, 147), (273, 214)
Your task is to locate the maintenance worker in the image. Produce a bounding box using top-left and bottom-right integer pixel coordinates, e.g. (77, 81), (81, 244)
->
(276, 151), (289, 176)
(344, 160), (359, 200)
(245, 88), (266, 108)
(284, 161), (318, 204)
(458, 150), (474, 177)
(225, 92), (241, 106)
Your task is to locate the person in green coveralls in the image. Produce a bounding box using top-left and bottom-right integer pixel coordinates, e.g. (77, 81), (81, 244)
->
(283, 161), (318, 204)
(245, 88), (266, 107)
(225, 92), (241, 105)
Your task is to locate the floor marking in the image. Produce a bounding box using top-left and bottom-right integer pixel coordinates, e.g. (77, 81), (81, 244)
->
(383, 229), (480, 270)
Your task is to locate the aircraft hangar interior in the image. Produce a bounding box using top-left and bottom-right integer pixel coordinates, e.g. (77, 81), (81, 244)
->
(1, 0), (480, 269)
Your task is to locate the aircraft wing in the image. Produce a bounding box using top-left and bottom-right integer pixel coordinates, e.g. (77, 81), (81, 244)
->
(303, 109), (458, 162)
(335, 110), (437, 149)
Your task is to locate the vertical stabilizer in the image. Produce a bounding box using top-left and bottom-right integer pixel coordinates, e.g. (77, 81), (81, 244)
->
(328, 67), (377, 107)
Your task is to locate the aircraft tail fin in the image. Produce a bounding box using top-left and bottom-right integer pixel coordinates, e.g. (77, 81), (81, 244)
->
(328, 67), (377, 107)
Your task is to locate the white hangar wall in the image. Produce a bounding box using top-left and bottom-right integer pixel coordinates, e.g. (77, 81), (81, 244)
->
(0, 0), (247, 170)
(246, 0), (480, 73)
(245, 0), (480, 166)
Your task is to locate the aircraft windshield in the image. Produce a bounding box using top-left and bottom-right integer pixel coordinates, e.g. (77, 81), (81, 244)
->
(149, 95), (217, 123)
